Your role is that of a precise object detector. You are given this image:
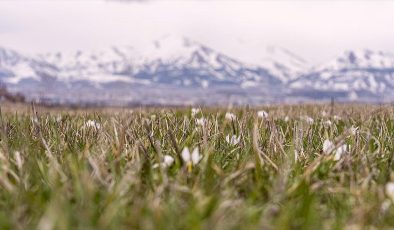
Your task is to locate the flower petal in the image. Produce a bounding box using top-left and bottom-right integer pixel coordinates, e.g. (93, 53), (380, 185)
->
(191, 147), (201, 165)
(257, 110), (268, 119)
(181, 147), (191, 163)
(323, 139), (334, 154)
(163, 155), (175, 167)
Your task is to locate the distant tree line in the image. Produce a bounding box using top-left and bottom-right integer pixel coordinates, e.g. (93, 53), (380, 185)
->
(0, 83), (25, 103)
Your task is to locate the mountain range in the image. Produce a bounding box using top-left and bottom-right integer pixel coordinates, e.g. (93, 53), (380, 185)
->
(0, 36), (393, 106)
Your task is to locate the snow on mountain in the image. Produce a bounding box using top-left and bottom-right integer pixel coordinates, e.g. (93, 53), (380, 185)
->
(34, 36), (281, 90)
(257, 46), (310, 82)
(0, 48), (24, 66)
(0, 48), (42, 84)
(233, 44), (310, 83)
(288, 49), (394, 101)
(1, 39), (394, 105)
(0, 36), (285, 105)
(314, 49), (394, 71)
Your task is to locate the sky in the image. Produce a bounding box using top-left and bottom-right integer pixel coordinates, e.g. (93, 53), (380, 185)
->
(0, 0), (394, 65)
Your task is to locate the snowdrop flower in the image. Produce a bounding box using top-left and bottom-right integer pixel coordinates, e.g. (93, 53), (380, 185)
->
(225, 112), (237, 121)
(334, 144), (349, 161)
(191, 108), (201, 117)
(381, 199), (391, 213)
(226, 134), (241, 146)
(257, 110), (269, 119)
(322, 139), (349, 161)
(305, 117), (314, 125)
(323, 139), (335, 154)
(385, 182), (394, 202)
(333, 115), (342, 121)
(301, 116), (314, 125)
(324, 120), (332, 126)
(321, 111), (328, 117)
(85, 120), (101, 130)
(153, 155), (175, 169)
(31, 117), (39, 124)
(195, 118), (207, 126)
(284, 116), (290, 122)
(56, 115), (62, 123)
(181, 147), (202, 173)
(163, 155), (175, 166)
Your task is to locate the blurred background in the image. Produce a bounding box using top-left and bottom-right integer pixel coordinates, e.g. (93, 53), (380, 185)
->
(0, 0), (393, 106)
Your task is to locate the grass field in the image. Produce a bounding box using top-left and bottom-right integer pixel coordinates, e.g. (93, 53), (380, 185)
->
(0, 103), (393, 229)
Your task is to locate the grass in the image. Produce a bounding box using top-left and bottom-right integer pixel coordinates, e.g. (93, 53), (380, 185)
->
(0, 103), (393, 229)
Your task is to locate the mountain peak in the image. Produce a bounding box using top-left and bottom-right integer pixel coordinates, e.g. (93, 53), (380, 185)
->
(1, 40), (393, 105)
(0, 47), (25, 65)
(314, 49), (394, 72)
(254, 46), (310, 82)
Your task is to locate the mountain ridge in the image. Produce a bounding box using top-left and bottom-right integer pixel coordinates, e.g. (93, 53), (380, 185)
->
(0, 37), (393, 105)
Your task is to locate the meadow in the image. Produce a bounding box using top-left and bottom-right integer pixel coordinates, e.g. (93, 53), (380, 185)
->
(0, 103), (393, 229)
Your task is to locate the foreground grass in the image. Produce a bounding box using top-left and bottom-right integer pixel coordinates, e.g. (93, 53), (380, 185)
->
(0, 104), (393, 229)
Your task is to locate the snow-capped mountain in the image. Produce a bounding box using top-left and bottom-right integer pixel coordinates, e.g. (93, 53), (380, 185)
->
(288, 50), (394, 102)
(314, 50), (394, 70)
(33, 36), (280, 88)
(0, 38), (393, 105)
(40, 37), (285, 89)
(0, 36), (285, 105)
(0, 48), (39, 84)
(255, 46), (309, 83)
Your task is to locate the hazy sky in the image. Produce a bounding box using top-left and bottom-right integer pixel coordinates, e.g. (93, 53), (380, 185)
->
(0, 0), (394, 65)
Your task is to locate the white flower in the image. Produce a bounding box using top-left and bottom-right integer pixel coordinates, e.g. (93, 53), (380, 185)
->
(385, 182), (394, 202)
(181, 147), (202, 172)
(284, 116), (290, 122)
(322, 139), (349, 161)
(321, 111), (328, 117)
(225, 112), (237, 121)
(301, 116), (314, 125)
(31, 117), (39, 124)
(334, 144), (348, 161)
(333, 115), (342, 121)
(306, 117), (314, 125)
(225, 134), (241, 145)
(191, 108), (201, 117)
(324, 120), (332, 126)
(85, 120), (101, 130)
(381, 199), (391, 213)
(195, 118), (207, 126)
(323, 139), (335, 154)
(163, 155), (175, 167)
(153, 155), (175, 169)
(257, 110), (269, 119)
(56, 115), (62, 123)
